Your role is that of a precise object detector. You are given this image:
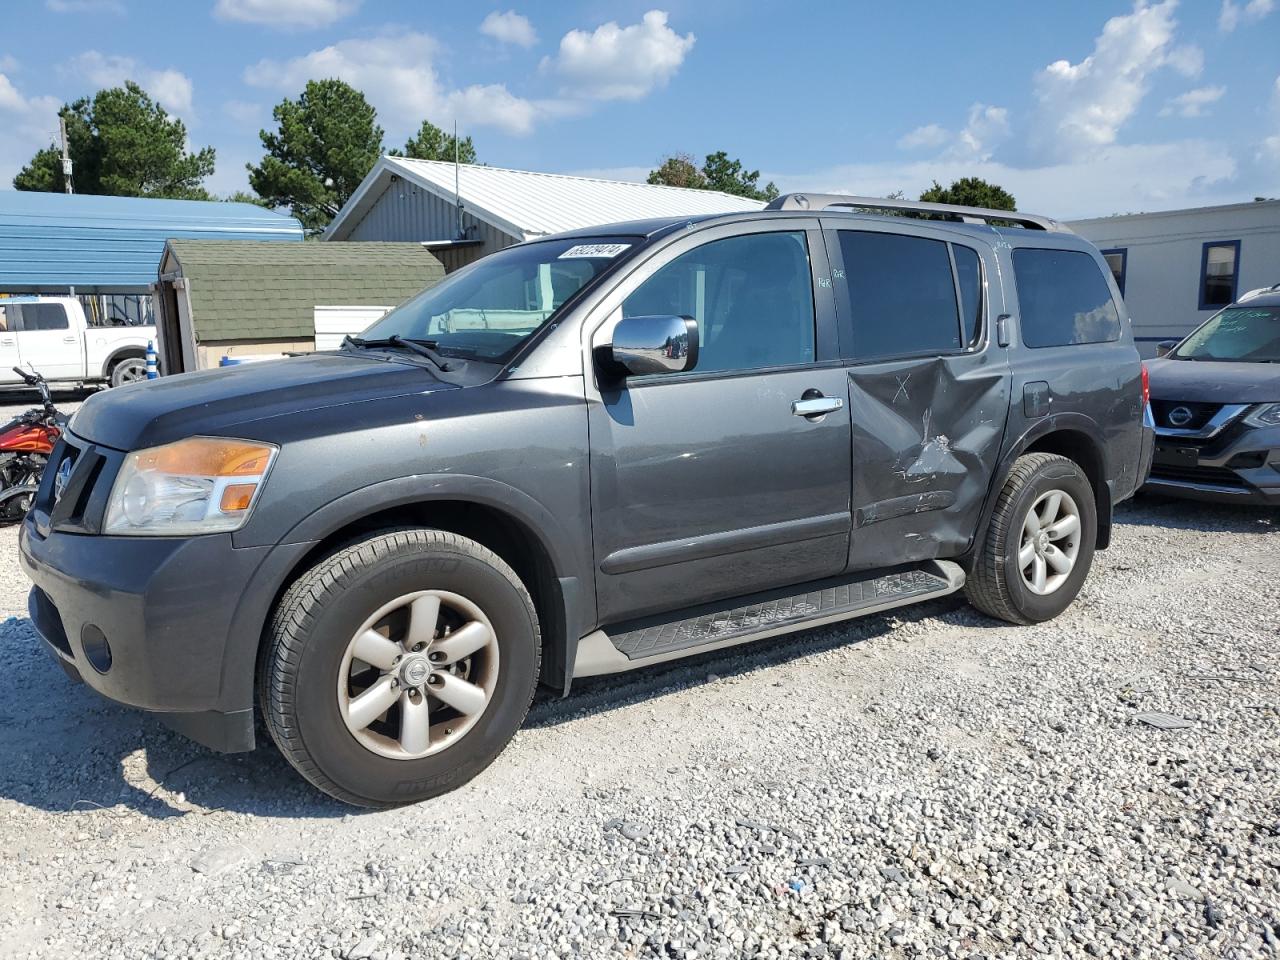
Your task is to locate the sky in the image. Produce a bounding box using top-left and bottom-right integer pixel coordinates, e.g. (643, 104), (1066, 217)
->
(0, 0), (1278, 219)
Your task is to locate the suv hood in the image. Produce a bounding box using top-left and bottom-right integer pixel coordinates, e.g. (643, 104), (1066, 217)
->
(1146, 357), (1280, 404)
(70, 352), (458, 451)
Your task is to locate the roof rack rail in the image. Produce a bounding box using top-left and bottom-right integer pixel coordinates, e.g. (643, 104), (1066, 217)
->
(764, 193), (1071, 233)
(1238, 282), (1280, 301)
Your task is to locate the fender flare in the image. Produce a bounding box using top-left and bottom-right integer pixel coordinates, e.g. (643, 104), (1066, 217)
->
(965, 413), (1113, 566)
(218, 473), (591, 720)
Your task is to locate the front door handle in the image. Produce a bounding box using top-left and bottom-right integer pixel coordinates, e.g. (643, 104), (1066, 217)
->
(62, 336), (77, 343)
(792, 396), (844, 418)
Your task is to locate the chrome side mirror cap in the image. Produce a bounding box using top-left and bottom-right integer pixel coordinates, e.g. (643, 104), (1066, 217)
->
(598, 314), (699, 378)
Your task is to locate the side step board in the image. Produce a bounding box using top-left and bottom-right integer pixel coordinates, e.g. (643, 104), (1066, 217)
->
(573, 560), (965, 678)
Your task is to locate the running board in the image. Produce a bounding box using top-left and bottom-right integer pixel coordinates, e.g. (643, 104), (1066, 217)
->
(573, 560), (965, 678)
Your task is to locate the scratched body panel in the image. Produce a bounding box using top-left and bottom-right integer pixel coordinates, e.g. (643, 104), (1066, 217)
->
(846, 353), (1010, 569)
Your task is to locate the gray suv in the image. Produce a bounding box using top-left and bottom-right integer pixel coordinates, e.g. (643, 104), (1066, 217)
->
(20, 194), (1154, 807)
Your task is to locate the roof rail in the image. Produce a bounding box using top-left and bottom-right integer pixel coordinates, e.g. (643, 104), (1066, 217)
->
(1238, 282), (1280, 301)
(764, 193), (1071, 233)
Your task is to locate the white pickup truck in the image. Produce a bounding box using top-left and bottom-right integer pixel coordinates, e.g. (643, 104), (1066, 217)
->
(0, 296), (153, 389)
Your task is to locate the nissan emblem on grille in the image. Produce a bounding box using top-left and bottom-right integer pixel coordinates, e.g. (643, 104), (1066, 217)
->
(53, 458), (73, 503)
(1168, 406), (1194, 427)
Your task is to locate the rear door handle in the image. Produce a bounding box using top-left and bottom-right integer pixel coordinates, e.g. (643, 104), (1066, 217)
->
(62, 336), (77, 343)
(792, 396), (844, 417)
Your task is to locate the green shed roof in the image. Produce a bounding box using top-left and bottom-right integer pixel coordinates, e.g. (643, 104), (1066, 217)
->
(163, 240), (444, 341)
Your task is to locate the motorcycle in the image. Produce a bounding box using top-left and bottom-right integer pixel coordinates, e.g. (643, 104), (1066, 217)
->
(0, 367), (66, 523)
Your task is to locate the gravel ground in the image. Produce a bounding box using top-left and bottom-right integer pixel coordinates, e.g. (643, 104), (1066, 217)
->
(0, 494), (1277, 960)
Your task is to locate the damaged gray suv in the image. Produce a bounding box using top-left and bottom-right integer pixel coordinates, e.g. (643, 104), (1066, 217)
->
(21, 194), (1154, 807)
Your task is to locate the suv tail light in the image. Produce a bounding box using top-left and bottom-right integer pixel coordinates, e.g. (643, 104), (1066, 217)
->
(1140, 363), (1150, 409)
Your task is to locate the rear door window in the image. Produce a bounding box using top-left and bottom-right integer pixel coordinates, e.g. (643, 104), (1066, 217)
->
(1012, 249), (1120, 348)
(836, 231), (962, 361)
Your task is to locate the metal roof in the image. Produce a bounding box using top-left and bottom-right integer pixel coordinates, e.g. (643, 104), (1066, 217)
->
(325, 156), (766, 243)
(0, 191), (303, 294)
(161, 239), (443, 341)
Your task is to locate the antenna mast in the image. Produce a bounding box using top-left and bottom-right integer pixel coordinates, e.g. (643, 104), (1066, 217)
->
(453, 119), (463, 240)
(59, 115), (74, 194)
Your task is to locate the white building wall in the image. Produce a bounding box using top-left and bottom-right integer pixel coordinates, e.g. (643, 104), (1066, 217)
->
(1070, 201), (1280, 357)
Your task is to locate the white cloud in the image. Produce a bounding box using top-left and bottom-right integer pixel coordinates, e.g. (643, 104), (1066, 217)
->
(214, 0), (360, 28)
(480, 10), (538, 48)
(544, 10), (694, 101)
(1160, 85), (1226, 118)
(64, 51), (194, 117)
(0, 63), (65, 186)
(761, 140), (1239, 220)
(898, 124), (949, 151)
(1033, 0), (1199, 159)
(243, 33), (548, 137)
(1219, 0), (1275, 31)
(222, 99), (263, 126)
(46, 0), (124, 13)
(896, 104), (1010, 161)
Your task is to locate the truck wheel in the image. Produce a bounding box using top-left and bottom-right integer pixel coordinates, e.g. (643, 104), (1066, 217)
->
(259, 528), (540, 808)
(965, 453), (1097, 625)
(109, 356), (147, 387)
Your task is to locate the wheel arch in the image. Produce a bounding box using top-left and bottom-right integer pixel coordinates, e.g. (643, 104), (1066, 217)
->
(222, 477), (590, 733)
(966, 416), (1113, 568)
(101, 345), (145, 380)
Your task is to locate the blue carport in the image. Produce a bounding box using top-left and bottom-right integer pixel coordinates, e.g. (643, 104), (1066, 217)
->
(0, 191), (302, 324)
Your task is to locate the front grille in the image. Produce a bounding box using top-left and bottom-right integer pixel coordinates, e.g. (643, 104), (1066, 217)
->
(33, 433), (117, 536)
(1149, 463), (1247, 488)
(1151, 400), (1222, 431)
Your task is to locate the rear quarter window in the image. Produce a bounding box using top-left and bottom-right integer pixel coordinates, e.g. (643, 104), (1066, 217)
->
(1012, 248), (1120, 348)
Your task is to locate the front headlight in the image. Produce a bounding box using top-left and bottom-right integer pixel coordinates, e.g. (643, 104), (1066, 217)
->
(1244, 403), (1280, 428)
(104, 436), (277, 536)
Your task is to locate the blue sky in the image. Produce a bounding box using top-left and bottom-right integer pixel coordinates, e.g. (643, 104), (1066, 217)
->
(1, 0), (1278, 217)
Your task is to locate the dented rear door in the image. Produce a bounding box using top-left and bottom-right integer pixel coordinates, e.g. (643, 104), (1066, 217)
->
(823, 222), (1012, 571)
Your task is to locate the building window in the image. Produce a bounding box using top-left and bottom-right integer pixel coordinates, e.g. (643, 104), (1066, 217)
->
(1101, 248), (1127, 295)
(1199, 240), (1240, 310)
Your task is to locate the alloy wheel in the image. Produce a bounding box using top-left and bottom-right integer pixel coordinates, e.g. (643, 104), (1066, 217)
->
(1018, 489), (1081, 596)
(337, 590), (499, 760)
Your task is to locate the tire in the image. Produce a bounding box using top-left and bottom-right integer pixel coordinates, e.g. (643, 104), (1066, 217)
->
(966, 453), (1097, 625)
(259, 528), (540, 808)
(108, 356), (147, 388)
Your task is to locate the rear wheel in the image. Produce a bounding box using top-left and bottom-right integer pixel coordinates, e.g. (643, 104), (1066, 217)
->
(259, 528), (540, 807)
(109, 356), (147, 388)
(966, 453), (1097, 625)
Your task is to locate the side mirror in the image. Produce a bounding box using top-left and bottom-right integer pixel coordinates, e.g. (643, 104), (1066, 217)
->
(1155, 340), (1177, 358)
(598, 314), (698, 378)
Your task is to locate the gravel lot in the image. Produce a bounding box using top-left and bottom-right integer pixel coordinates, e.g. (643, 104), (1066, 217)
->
(0, 473), (1276, 959)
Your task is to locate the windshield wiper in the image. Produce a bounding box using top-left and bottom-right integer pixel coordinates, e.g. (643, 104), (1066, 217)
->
(342, 335), (452, 372)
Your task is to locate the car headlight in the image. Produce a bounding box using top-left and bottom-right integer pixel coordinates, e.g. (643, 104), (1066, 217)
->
(104, 437), (277, 536)
(1244, 403), (1280, 427)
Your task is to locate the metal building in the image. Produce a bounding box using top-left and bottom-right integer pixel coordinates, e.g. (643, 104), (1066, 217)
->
(1070, 199), (1280, 355)
(323, 157), (765, 271)
(0, 191), (303, 326)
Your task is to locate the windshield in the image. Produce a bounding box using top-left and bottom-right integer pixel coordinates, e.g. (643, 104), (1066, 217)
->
(1173, 305), (1280, 362)
(359, 236), (638, 362)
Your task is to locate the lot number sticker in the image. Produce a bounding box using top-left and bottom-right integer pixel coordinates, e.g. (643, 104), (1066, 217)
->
(558, 243), (632, 259)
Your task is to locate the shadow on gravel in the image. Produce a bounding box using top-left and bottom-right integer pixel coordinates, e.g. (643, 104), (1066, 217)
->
(0, 617), (348, 821)
(527, 593), (990, 729)
(1118, 494), (1278, 535)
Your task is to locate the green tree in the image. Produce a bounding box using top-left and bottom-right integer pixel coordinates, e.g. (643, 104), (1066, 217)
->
(223, 191), (271, 207)
(248, 79), (384, 233)
(646, 153), (707, 190)
(13, 81), (215, 198)
(919, 177), (1016, 211)
(391, 119), (477, 163)
(701, 151), (778, 201)
(647, 151), (778, 201)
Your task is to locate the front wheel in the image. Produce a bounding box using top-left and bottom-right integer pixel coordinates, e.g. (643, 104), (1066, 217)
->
(966, 453), (1097, 625)
(259, 528), (541, 807)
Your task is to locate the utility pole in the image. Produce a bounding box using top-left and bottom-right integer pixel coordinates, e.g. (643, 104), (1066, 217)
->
(454, 119), (463, 241)
(59, 115), (73, 194)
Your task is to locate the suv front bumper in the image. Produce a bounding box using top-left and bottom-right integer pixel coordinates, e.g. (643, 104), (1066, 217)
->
(19, 518), (306, 752)
(1144, 422), (1280, 505)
